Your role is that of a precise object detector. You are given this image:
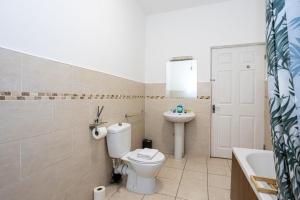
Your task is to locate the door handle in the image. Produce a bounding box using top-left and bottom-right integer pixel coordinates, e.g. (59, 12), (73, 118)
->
(212, 105), (220, 113)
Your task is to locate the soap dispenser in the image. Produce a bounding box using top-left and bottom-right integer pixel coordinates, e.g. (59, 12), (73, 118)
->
(176, 104), (184, 113)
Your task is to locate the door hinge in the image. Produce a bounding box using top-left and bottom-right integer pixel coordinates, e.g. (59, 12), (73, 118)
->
(212, 105), (216, 113)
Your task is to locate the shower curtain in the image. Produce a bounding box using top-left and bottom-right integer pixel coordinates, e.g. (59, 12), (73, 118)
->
(266, 0), (300, 199)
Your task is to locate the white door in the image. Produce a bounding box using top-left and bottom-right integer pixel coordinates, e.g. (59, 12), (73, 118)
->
(211, 44), (265, 158)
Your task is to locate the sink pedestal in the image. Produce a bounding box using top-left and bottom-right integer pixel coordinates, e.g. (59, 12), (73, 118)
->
(163, 111), (196, 160)
(174, 123), (185, 159)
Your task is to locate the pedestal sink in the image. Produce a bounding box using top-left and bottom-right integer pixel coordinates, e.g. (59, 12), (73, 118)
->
(163, 111), (196, 159)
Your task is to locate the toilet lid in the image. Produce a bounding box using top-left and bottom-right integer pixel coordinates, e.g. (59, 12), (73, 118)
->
(127, 149), (165, 164)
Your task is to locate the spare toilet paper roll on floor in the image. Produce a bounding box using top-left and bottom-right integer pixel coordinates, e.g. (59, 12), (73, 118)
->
(92, 126), (107, 140)
(94, 186), (105, 200)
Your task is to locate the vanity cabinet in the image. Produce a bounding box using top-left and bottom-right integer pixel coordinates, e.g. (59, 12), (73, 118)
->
(230, 154), (258, 200)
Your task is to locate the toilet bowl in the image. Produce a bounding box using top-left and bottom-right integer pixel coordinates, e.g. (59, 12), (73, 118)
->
(106, 123), (165, 194)
(118, 149), (165, 194)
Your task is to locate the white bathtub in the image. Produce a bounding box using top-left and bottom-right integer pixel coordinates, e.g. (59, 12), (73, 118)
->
(233, 148), (277, 200)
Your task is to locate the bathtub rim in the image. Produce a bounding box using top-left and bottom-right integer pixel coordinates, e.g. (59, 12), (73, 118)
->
(232, 148), (277, 200)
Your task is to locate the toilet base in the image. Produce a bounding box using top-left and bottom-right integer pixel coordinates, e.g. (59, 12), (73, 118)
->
(126, 172), (156, 194)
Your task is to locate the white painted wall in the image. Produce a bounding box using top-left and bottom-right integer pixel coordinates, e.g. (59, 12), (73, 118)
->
(145, 0), (266, 83)
(0, 0), (145, 82)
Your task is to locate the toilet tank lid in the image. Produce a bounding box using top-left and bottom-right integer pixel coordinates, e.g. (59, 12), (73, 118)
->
(107, 123), (131, 134)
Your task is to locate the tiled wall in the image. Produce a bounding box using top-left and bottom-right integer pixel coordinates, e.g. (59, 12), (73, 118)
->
(0, 45), (272, 199)
(145, 81), (272, 156)
(0, 47), (145, 200)
(145, 83), (211, 157)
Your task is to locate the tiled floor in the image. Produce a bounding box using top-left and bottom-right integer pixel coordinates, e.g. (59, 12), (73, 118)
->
(105, 154), (232, 200)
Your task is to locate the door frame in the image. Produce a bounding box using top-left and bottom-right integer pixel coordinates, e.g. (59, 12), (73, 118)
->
(209, 42), (266, 158)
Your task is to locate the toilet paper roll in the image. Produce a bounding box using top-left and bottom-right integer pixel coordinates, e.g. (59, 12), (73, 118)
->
(92, 126), (107, 140)
(94, 186), (105, 200)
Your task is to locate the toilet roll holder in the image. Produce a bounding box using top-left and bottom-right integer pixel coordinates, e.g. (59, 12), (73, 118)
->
(89, 105), (107, 130)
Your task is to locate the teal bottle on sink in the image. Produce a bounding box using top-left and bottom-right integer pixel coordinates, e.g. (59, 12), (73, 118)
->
(176, 104), (184, 113)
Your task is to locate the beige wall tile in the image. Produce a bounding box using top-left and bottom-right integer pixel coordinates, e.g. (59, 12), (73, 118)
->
(0, 142), (20, 189)
(72, 125), (94, 158)
(198, 82), (211, 97)
(145, 83), (165, 96)
(90, 137), (112, 186)
(21, 130), (73, 177)
(22, 54), (73, 93)
(54, 100), (90, 131)
(0, 101), (54, 143)
(54, 159), (88, 198)
(0, 47), (145, 200)
(71, 67), (109, 94)
(0, 48), (22, 92)
(51, 154), (96, 200)
(185, 114), (210, 156)
(72, 66), (145, 96)
(0, 164), (59, 200)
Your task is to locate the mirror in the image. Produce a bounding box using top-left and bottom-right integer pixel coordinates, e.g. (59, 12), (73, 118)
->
(166, 59), (197, 98)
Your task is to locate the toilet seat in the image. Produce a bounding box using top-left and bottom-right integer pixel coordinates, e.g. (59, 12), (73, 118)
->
(125, 149), (165, 164)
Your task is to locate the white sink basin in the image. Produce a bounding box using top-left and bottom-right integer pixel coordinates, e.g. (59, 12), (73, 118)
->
(163, 111), (196, 123)
(163, 111), (196, 160)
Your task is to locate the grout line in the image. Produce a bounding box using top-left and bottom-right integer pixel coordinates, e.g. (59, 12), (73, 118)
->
(174, 156), (188, 199)
(206, 157), (210, 200)
(0, 129), (55, 145)
(227, 159), (232, 170)
(107, 188), (118, 200)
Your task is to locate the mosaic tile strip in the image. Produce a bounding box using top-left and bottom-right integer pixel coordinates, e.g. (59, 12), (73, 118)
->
(0, 91), (210, 101)
(0, 91), (145, 101)
(145, 95), (210, 100)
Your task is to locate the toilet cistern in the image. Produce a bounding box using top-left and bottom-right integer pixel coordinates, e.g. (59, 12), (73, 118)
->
(163, 110), (196, 160)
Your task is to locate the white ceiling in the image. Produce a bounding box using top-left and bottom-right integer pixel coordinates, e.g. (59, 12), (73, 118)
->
(138, 0), (231, 15)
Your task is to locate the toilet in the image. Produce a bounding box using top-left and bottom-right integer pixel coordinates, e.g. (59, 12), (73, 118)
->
(106, 123), (165, 194)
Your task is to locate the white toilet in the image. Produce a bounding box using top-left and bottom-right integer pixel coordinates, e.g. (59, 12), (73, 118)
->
(106, 123), (165, 194)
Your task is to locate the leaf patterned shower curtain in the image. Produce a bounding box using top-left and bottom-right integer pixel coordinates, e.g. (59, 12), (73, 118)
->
(266, 0), (300, 199)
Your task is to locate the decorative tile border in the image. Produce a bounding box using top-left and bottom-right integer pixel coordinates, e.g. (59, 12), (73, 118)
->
(0, 91), (210, 101)
(145, 95), (210, 100)
(0, 91), (144, 101)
